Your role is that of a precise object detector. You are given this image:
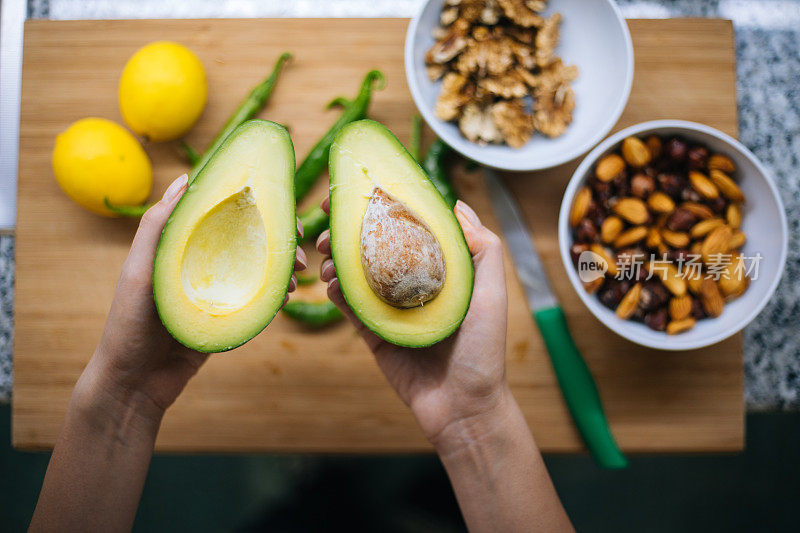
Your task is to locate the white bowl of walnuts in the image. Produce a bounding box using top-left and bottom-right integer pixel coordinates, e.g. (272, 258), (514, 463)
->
(559, 120), (788, 351)
(405, 0), (633, 171)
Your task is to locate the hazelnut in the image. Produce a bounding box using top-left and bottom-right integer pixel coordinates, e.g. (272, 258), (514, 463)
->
(644, 308), (669, 331)
(666, 207), (697, 232)
(598, 279), (631, 310)
(570, 243), (588, 267)
(640, 280), (670, 311)
(631, 173), (655, 198)
(690, 297), (706, 320)
(666, 137), (688, 163)
(707, 196), (727, 214)
(657, 173), (684, 198)
(687, 146), (709, 170)
(681, 188), (702, 203)
(575, 218), (598, 243)
(612, 172), (630, 197)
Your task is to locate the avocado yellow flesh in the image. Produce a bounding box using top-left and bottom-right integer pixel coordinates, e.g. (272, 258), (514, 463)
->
(329, 120), (473, 347)
(154, 120), (296, 352)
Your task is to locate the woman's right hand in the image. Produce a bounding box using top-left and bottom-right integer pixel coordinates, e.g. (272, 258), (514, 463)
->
(316, 197), (510, 449)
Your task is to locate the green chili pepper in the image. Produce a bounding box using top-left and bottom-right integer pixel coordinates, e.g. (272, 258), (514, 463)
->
(298, 204), (329, 244)
(282, 300), (344, 327)
(180, 141), (201, 166)
(105, 52), (292, 217)
(294, 70), (385, 201)
(422, 138), (458, 209)
(296, 273), (317, 286)
(409, 114), (422, 161)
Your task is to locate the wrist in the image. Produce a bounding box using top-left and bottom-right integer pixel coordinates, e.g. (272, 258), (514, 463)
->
(70, 356), (164, 443)
(426, 383), (519, 458)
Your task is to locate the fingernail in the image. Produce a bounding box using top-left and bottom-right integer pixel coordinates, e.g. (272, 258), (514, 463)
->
(455, 200), (481, 227)
(163, 174), (188, 202)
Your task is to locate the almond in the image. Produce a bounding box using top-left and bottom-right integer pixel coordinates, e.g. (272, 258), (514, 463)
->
(583, 276), (605, 294)
(708, 154), (736, 173)
(726, 203), (742, 229)
(614, 226), (648, 248)
(649, 261), (687, 296)
(646, 227), (662, 248)
(701, 225), (733, 263)
(590, 244), (618, 276)
(667, 318), (696, 335)
(700, 278), (724, 317)
(621, 137), (652, 168)
(647, 192), (675, 214)
(729, 230), (747, 249)
(709, 169), (745, 202)
(600, 215), (624, 243)
(616, 282), (642, 319)
(681, 202), (714, 219)
(686, 271), (704, 295)
(690, 241), (702, 256)
(570, 187), (592, 227)
(661, 229), (690, 249)
(689, 171), (719, 199)
(718, 254), (749, 298)
(595, 153), (626, 182)
(669, 295), (692, 321)
(613, 197), (649, 225)
(646, 135), (662, 159)
(690, 217), (725, 239)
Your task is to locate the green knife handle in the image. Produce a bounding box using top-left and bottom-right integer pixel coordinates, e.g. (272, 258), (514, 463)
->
(533, 306), (628, 469)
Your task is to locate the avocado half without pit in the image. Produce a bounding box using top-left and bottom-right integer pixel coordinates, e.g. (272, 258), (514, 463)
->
(329, 119), (474, 347)
(153, 120), (296, 353)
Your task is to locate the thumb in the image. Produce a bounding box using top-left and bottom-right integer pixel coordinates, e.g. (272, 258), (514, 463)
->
(122, 174), (188, 282)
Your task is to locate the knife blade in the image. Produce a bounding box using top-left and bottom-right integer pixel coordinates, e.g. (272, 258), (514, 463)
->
(484, 169), (627, 469)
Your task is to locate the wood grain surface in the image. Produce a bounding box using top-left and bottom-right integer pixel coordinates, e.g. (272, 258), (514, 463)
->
(14, 18), (743, 452)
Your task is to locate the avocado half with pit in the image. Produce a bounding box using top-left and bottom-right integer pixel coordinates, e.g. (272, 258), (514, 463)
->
(154, 120), (296, 352)
(329, 119), (473, 347)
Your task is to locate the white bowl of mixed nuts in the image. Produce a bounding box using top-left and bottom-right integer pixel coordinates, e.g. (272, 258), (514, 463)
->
(405, 0), (633, 171)
(559, 120), (788, 351)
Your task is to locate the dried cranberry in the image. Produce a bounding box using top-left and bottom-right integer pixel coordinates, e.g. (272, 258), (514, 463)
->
(644, 308), (668, 331)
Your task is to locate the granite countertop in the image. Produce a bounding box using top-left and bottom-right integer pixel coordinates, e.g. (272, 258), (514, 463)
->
(2, 0), (798, 408)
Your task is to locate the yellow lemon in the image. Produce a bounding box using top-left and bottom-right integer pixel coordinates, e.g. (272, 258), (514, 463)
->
(119, 41), (207, 142)
(52, 117), (153, 216)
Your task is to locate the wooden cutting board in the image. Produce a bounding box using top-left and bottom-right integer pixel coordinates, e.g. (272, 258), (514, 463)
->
(14, 18), (743, 452)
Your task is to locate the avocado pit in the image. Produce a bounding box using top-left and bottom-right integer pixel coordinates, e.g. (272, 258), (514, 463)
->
(360, 188), (446, 308)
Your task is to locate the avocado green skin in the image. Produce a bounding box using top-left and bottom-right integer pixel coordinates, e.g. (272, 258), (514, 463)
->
(328, 119), (474, 348)
(153, 120), (296, 353)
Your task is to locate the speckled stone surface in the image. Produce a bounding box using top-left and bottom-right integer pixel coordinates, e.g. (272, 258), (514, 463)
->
(4, 0), (799, 408)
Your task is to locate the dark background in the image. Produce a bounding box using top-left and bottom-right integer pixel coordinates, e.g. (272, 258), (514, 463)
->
(2, 405), (798, 532)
